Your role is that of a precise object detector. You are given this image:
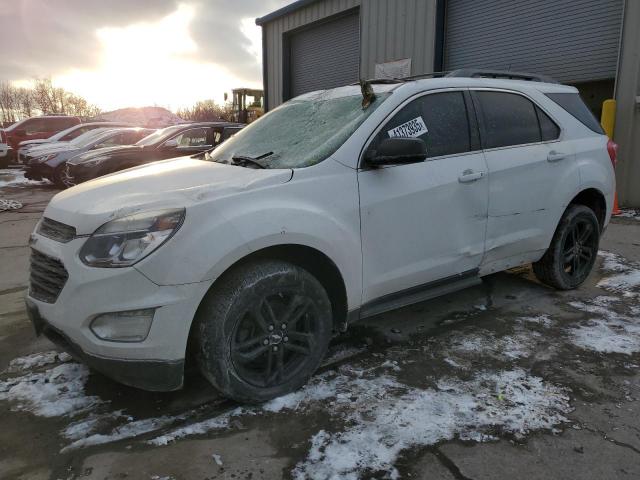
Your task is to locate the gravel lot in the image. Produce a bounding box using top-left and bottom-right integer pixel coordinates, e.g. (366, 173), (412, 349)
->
(1, 168), (639, 480)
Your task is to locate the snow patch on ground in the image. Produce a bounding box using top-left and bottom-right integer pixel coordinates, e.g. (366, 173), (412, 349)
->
(517, 314), (553, 328)
(569, 297), (640, 355)
(291, 368), (571, 479)
(5, 350), (71, 373)
(615, 209), (640, 221)
(0, 169), (49, 187)
(148, 410), (237, 446)
(0, 362), (101, 417)
(445, 327), (538, 361)
(63, 415), (179, 452)
(598, 251), (640, 292)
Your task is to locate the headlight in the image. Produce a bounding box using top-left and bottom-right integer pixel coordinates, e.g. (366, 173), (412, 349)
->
(82, 156), (109, 167)
(79, 208), (185, 267)
(37, 153), (58, 163)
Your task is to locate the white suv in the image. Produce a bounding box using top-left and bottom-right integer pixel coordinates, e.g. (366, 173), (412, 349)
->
(26, 71), (616, 402)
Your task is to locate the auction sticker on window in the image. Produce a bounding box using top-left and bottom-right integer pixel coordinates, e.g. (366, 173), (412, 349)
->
(388, 117), (428, 138)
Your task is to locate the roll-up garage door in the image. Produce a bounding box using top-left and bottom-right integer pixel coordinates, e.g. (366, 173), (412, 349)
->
(444, 0), (624, 83)
(289, 11), (360, 98)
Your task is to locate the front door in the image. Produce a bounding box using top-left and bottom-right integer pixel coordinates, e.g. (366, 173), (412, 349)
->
(358, 90), (489, 304)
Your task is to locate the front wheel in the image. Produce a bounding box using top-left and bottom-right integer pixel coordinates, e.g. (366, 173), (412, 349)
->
(533, 204), (600, 290)
(52, 162), (69, 189)
(194, 260), (333, 403)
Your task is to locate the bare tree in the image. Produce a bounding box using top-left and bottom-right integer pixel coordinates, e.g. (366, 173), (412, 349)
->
(177, 99), (232, 122)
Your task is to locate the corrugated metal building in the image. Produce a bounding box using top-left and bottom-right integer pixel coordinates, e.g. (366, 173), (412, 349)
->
(256, 0), (639, 206)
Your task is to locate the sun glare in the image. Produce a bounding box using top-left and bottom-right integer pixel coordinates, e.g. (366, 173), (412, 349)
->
(50, 4), (261, 112)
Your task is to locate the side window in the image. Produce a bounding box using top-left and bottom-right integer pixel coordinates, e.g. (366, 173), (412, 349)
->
(172, 128), (210, 147)
(371, 91), (472, 159)
(536, 107), (560, 141)
(64, 126), (92, 140)
(24, 119), (47, 135)
(476, 91), (542, 149)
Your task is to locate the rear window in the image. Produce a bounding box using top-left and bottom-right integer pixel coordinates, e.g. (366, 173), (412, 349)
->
(545, 93), (604, 134)
(476, 91), (542, 149)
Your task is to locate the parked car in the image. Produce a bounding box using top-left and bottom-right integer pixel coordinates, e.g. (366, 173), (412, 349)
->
(24, 128), (154, 187)
(25, 71), (615, 402)
(0, 115), (80, 167)
(17, 122), (133, 161)
(65, 122), (244, 184)
(0, 142), (11, 168)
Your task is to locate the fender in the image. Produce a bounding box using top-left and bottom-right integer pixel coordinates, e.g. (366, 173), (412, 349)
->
(136, 161), (363, 311)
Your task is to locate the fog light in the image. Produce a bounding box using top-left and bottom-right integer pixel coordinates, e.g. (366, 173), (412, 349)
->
(90, 309), (155, 342)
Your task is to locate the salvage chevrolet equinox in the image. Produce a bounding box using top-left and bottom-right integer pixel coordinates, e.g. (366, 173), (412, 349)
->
(26, 70), (616, 402)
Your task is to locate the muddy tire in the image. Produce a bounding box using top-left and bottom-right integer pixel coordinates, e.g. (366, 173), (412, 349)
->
(51, 163), (68, 189)
(194, 260), (333, 403)
(533, 204), (600, 290)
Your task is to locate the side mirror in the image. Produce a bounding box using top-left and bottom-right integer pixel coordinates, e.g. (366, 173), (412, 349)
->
(162, 138), (178, 148)
(365, 137), (427, 167)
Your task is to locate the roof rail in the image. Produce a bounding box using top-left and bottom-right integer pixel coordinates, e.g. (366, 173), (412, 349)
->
(446, 69), (558, 84)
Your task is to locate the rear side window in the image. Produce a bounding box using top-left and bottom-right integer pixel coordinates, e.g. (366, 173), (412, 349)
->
(475, 91), (541, 148)
(536, 107), (561, 141)
(372, 91), (474, 159)
(545, 93), (604, 134)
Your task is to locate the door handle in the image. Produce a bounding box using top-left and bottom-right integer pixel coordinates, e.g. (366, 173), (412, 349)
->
(458, 170), (486, 183)
(547, 151), (566, 162)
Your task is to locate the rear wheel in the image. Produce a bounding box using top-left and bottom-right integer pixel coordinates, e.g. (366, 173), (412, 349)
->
(532, 204), (600, 290)
(195, 260), (333, 403)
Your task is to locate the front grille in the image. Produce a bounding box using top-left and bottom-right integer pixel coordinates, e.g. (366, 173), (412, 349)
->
(37, 217), (76, 243)
(29, 249), (69, 303)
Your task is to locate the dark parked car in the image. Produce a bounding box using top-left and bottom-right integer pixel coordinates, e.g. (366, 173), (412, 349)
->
(17, 122), (133, 161)
(65, 122), (244, 185)
(0, 115), (80, 167)
(24, 128), (155, 187)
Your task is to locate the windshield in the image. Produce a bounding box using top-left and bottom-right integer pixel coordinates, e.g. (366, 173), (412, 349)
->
(69, 128), (110, 146)
(207, 92), (390, 169)
(136, 125), (184, 146)
(4, 118), (29, 132)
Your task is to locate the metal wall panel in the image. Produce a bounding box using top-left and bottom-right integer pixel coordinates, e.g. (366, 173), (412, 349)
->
(290, 11), (360, 97)
(261, 0), (438, 109)
(445, 0), (624, 84)
(614, 0), (640, 207)
(262, 0), (360, 109)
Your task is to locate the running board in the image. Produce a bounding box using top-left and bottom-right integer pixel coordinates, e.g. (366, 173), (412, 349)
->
(359, 270), (481, 320)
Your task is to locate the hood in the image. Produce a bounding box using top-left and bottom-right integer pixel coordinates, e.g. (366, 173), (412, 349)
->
(45, 157), (293, 234)
(20, 139), (50, 148)
(68, 144), (142, 165)
(26, 142), (73, 155)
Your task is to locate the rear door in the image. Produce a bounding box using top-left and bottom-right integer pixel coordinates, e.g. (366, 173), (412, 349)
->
(472, 89), (577, 268)
(358, 90), (488, 304)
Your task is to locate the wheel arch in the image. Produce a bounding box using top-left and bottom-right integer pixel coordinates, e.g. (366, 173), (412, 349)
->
(568, 187), (607, 231)
(185, 243), (350, 365)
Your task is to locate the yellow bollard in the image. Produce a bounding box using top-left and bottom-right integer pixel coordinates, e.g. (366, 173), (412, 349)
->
(601, 99), (621, 214)
(601, 99), (616, 139)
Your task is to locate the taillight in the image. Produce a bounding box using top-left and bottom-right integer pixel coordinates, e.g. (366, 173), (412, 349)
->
(607, 139), (618, 168)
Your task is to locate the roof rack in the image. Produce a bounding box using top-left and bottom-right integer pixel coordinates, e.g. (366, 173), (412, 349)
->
(446, 69), (558, 84)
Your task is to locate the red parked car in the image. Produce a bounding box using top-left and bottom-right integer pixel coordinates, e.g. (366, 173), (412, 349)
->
(0, 115), (80, 167)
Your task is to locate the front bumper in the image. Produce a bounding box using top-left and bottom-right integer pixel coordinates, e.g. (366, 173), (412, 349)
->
(25, 232), (212, 391)
(26, 299), (184, 391)
(24, 163), (52, 180)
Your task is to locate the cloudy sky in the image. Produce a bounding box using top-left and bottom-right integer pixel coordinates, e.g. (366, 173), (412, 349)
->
(0, 0), (290, 111)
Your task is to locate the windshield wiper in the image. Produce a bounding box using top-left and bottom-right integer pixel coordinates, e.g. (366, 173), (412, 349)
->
(231, 151), (273, 169)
